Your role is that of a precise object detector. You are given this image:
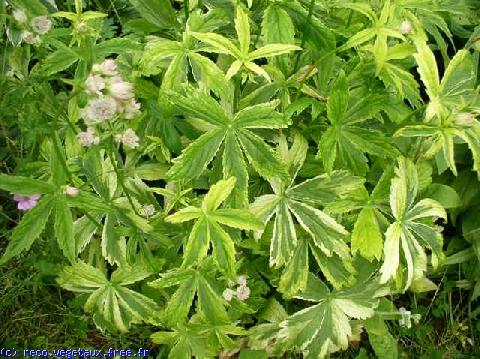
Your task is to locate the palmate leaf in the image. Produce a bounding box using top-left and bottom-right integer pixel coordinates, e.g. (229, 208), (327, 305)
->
(379, 157), (446, 290)
(151, 322), (216, 359)
(149, 264), (229, 327)
(252, 274), (388, 359)
(141, 14), (230, 99)
(165, 177), (263, 277)
(395, 118), (480, 177)
(191, 6), (300, 82)
(164, 88), (290, 207)
(57, 262), (158, 332)
(251, 135), (363, 293)
(413, 42), (476, 119)
(396, 46), (479, 176)
(317, 74), (398, 175)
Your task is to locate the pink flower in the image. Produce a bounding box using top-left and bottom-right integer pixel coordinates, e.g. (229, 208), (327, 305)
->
(85, 74), (105, 95)
(65, 186), (79, 196)
(93, 59), (118, 76)
(122, 99), (141, 119)
(13, 194), (41, 211)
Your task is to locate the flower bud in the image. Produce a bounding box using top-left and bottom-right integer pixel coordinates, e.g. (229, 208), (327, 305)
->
(121, 128), (140, 149)
(109, 81), (134, 101)
(65, 186), (79, 196)
(123, 99), (141, 120)
(236, 285), (251, 301)
(222, 288), (235, 302)
(77, 127), (100, 147)
(22, 31), (40, 45)
(32, 16), (52, 34)
(93, 59), (118, 76)
(399, 20), (413, 34)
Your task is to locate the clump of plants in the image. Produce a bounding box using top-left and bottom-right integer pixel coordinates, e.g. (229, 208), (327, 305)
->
(0, 0), (479, 357)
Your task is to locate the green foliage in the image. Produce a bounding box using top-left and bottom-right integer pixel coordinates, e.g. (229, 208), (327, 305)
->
(0, 0), (479, 356)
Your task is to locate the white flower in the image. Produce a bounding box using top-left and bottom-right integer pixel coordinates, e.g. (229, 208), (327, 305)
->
(237, 275), (247, 286)
(93, 59), (118, 76)
(13, 9), (28, 24)
(65, 186), (79, 196)
(222, 288), (236, 302)
(85, 74), (105, 95)
(82, 97), (117, 125)
(121, 128), (140, 149)
(140, 204), (155, 217)
(77, 128), (100, 147)
(22, 31), (40, 45)
(235, 285), (250, 301)
(398, 307), (412, 328)
(123, 99), (141, 119)
(109, 80), (134, 101)
(399, 20), (413, 34)
(32, 16), (52, 34)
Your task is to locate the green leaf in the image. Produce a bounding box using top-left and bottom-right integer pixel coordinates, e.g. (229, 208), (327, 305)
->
(273, 274), (386, 358)
(413, 41), (440, 101)
(128, 0), (179, 29)
(289, 171), (363, 205)
(95, 38), (142, 56)
(0, 195), (54, 266)
(202, 177), (236, 212)
(380, 158), (446, 289)
(101, 214), (127, 266)
(222, 132), (249, 208)
(237, 129), (288, 181)
(166, 129), (225, 180)
(164, 88), (230, 127)
(210, 209), (263, 230)
(278, 237), (308, 297)
(326, 73), (349, 124)
(57, 262), (158, 332)
(364, 315), (398, 359)
(262, 4), (295, 71)
(191, 32), (241, 58)
(55, 195), (76, 263)
(235, 6), (250, 55)
(182, 217), (211, 268)
(0, 174), (54, 195)
(351, 207), (383, 261)
(39, 46), (80, 76)
(271, 199), (297, 268)
(234, 101), (289, 129)
(149, 269), (229, 326)
(422, 184), (460, 209)
(248, 44), (301, 60)
(209, 221), (236, 277)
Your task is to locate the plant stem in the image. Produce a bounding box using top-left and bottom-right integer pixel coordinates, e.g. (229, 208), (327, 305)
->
(106, 122), (138, 215)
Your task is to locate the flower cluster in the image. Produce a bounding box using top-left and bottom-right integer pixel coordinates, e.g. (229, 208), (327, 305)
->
(222, 275), (251, 302)
(77, 59), (141, 149)
(82, 59), (141, 124)
(12, 9), (52, 45)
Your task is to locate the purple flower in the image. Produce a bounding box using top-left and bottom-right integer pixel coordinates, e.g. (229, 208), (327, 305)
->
(13, 194), (41, 211)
